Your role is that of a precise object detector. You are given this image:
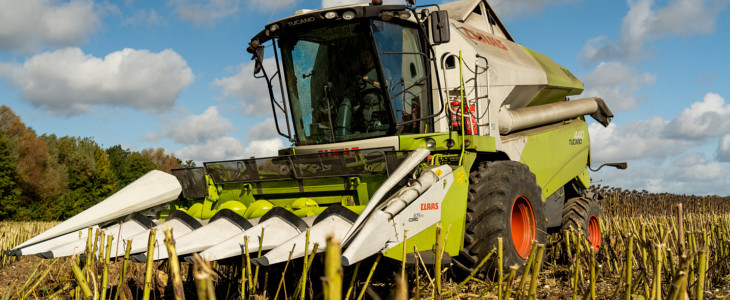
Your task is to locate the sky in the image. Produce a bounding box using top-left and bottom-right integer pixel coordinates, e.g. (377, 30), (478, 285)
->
(0, 0), (729, 196)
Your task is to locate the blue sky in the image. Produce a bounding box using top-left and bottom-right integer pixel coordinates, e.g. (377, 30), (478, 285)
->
(1, 0), (729, 196)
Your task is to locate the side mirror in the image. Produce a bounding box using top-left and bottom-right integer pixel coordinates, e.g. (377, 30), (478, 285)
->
(247, 39), (265, 75)
(430, 10), (450, 45)
(589, 162), (628, 172)
(607, 162), (628, 170)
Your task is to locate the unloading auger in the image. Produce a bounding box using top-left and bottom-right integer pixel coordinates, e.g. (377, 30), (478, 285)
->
(8, 0), (628, 276)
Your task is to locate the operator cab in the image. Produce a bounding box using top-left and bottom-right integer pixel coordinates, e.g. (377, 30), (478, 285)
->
(249, 4), (437, 146)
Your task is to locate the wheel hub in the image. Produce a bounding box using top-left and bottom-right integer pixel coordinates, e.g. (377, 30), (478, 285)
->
(588, 215), (601, 252)
(510, 195), (535, 259)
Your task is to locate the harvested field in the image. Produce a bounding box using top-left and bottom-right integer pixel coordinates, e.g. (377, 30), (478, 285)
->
(2, 187), (730, 299)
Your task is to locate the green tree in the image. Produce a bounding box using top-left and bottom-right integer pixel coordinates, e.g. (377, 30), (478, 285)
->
(92, 143), (117, 200)
(107, 145), (130, 183)
(47, 137), (121, 219)
(0, 129), (21, 220)
(141, 147), (182, 173)
(182, 160), (197, 168)
(125, 152), (157, 183)
(0, 106), (64, 220)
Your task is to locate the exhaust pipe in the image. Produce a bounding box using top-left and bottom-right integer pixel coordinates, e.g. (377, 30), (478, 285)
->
(197, 207), (309, 262)
(498, 97), (613, 134)
(14, 170), (182, 250)
(252, 205), (358, 266)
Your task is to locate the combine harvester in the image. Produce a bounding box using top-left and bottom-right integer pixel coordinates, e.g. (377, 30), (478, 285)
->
(8, 0), (626, 274)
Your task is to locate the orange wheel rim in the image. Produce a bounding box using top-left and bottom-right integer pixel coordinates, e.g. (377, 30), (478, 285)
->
(588, 215), (601, 252)
(510, 195), (535, 259)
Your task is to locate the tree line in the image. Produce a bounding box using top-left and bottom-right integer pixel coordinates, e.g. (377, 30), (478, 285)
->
(0, 105), (194, 221)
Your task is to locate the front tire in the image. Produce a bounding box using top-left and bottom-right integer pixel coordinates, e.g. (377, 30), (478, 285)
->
(461, 161), (547, 274)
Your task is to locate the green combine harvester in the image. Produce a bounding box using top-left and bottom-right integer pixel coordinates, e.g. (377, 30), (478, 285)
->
(8, 0), (625, 275)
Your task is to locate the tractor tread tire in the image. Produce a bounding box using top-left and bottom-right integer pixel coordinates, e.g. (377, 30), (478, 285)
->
(561, 196), (603, 251)
(461, 161), (547, 274)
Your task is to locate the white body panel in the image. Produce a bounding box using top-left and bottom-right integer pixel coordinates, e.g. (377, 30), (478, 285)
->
(342, 148), (430, 244)
(254, 214), (354, 266)
(16, 226), (98, 256)
(342, 165), (453, 266)
(110, 218), (195, 258)
(15, 170), (182, 249)
(198, 216), (306, 261)
(148, 217), (256, 261)
(42, 218), (150, 258)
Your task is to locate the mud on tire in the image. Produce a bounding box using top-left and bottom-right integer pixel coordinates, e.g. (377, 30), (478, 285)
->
(561, 196), (603, 252)
(459, 161), (547, 275)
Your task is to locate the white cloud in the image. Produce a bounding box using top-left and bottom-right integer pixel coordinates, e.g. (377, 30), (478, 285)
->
(175, 135), (284, 162)
(168, 0), (296, 26)
(122, 9), (167, 27)
(582, 61), (656, 112)
(213, 59), (276, 116)
(176, 136), (247, 162)
(0, 0), (101, 54)
(250, 0), (297, 11)
(170, 115), (285, 163)
(248, 118), (279, 141)
(588, 92), (730, 196)
(244, 138), (285, 158)
(168, 0), (239, 26)
(593, 153), (730, 195)
(589, 116), (691, 163)
(590, 93), (730, 164)
(716, 134), (730, 162)
(663, 93), (730, 140)
(488, 0), (581, 19)
(581, 0), (729, 62)
(666, 153), (726, 182)
(148, 106), (233, 144)
(1, 47), (194, 115)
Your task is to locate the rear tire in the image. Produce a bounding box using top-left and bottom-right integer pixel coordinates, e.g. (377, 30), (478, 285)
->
(460, 161), (547, 275)
(561, 196), (603, 252)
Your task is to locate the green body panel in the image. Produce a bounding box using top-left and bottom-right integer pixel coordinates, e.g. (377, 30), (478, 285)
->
(576, 168), (591, 190)
(399, 133), (497, 152)
(174, 122), (589, 262)
(383, 165), (469, 260)
(517, 119), (590, 199)
(188, 171), (384, 219)
(520, 46), (584, 107)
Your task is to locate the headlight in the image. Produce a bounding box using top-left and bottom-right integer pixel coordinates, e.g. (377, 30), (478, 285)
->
(342, 11), (356, 20)
(324, 11), (338, 19)
(397, 11), (411, 19)
(269, 24), (280, 32)
(425, 138), (436, 150)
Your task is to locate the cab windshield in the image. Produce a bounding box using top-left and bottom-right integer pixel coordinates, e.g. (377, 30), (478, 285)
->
(279, 20), (427, 145)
